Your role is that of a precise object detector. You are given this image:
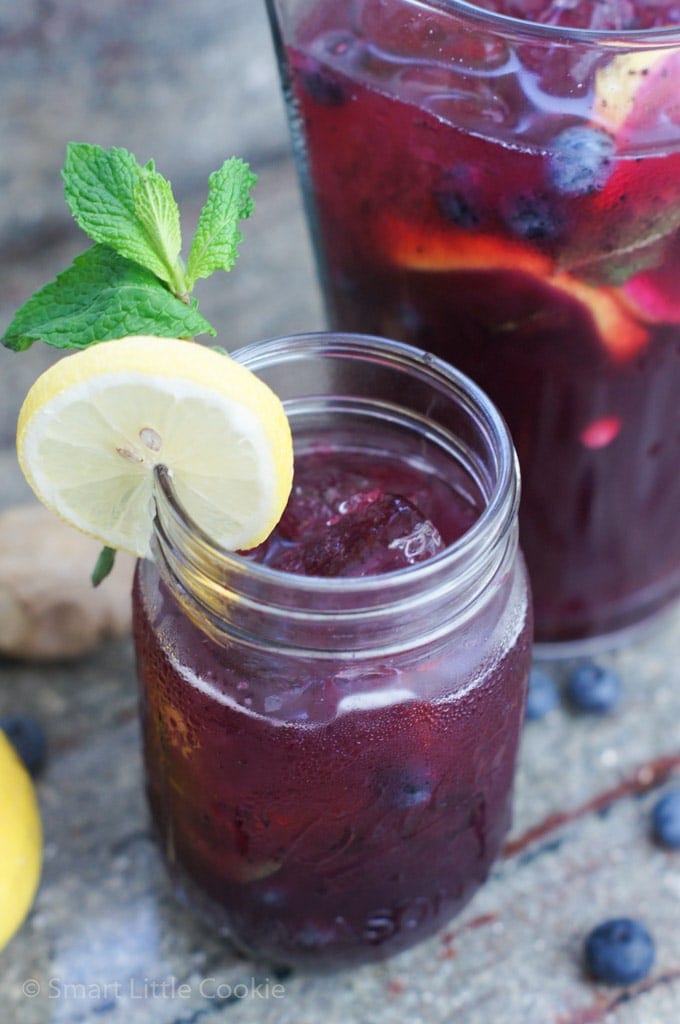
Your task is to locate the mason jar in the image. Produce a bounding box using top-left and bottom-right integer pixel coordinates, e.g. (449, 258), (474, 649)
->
(132, 332), (532, 969)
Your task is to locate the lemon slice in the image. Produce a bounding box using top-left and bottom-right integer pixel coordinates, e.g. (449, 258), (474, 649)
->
(593, 48), (679, 138)
(0, 731), (42, 950)
(17, 336), (293, 558)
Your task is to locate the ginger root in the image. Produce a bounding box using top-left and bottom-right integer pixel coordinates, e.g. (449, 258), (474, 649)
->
(0, 504), (135, 661)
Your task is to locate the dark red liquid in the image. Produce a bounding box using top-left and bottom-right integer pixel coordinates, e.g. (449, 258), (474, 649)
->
(283, 0), (680, 643)
(133, 444), (531, 968)
(244, 447), (477, 574)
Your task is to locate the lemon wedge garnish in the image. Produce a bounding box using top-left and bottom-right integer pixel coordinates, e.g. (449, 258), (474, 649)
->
(17, 336), (293, 558)
(0, 731), (42, 950)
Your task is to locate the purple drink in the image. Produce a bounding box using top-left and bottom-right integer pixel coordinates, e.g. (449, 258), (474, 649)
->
(133, 334), (532, 968)
(267, 0), (680, 648)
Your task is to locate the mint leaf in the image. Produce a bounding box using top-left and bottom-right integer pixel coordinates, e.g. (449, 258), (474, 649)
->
(133, 164), (185, 292)
(186, 158), (257, 288)
(63, 143), (185, 292)
(91, 547), (116, 587)
(2, 245), (215, 351)
(577, 237), (668, 287)
(558, 203), (680, 284)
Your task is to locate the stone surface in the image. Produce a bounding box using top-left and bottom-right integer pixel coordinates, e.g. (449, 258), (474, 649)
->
(0, 1), (679, 1021)
(0, 504), (135, 661)
(0, 0), (290, 247)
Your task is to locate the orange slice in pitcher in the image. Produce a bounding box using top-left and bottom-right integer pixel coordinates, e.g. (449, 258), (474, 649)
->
(381, 217), (648, 362)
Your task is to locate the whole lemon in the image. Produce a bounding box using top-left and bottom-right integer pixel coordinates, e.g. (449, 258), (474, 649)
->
(0, 729), (42, 949)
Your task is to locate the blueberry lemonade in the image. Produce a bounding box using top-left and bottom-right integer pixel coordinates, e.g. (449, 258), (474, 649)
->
(4, 149), (531, 969)
(267, 0), (680, 648)
(133, 334), (532, 968)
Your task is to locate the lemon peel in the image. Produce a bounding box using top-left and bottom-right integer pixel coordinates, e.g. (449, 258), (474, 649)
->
(0, 731), (42, 950)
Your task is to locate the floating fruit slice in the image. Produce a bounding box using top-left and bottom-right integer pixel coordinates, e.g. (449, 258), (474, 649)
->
(381, 218), (648, 361)
(17, 336), (294, 558)
(380, 219), (553, 278)
(593, 48), (680, 143)
(0, 730), (42, 950)
(549, 272), (648, 361)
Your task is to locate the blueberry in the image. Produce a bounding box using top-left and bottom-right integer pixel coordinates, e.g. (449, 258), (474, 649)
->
(566, 662), (621, 714)
(433, 167), (482, 228)
(548, 126), (615, 196)
(525, 667), (559, 720)
(434, 188), (480, 228)
(584, 918), (655, 986)
(0, 714), (47, 776)
(298, 46), (350, 107)
(651, 789), (680, 848)
(300, 67), (347, 106)
(505, 193), (560, 242)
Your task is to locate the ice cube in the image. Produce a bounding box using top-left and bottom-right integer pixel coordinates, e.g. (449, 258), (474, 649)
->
(267, 492), (445, 577)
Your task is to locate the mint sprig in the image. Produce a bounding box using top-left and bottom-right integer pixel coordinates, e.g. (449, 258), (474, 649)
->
(2, 143), (257, 351)
(2, 143), (257, 584)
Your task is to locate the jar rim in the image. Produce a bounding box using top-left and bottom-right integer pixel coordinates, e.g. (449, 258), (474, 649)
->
(153, 332), (520, 599)
(409, 0), (680, 47)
